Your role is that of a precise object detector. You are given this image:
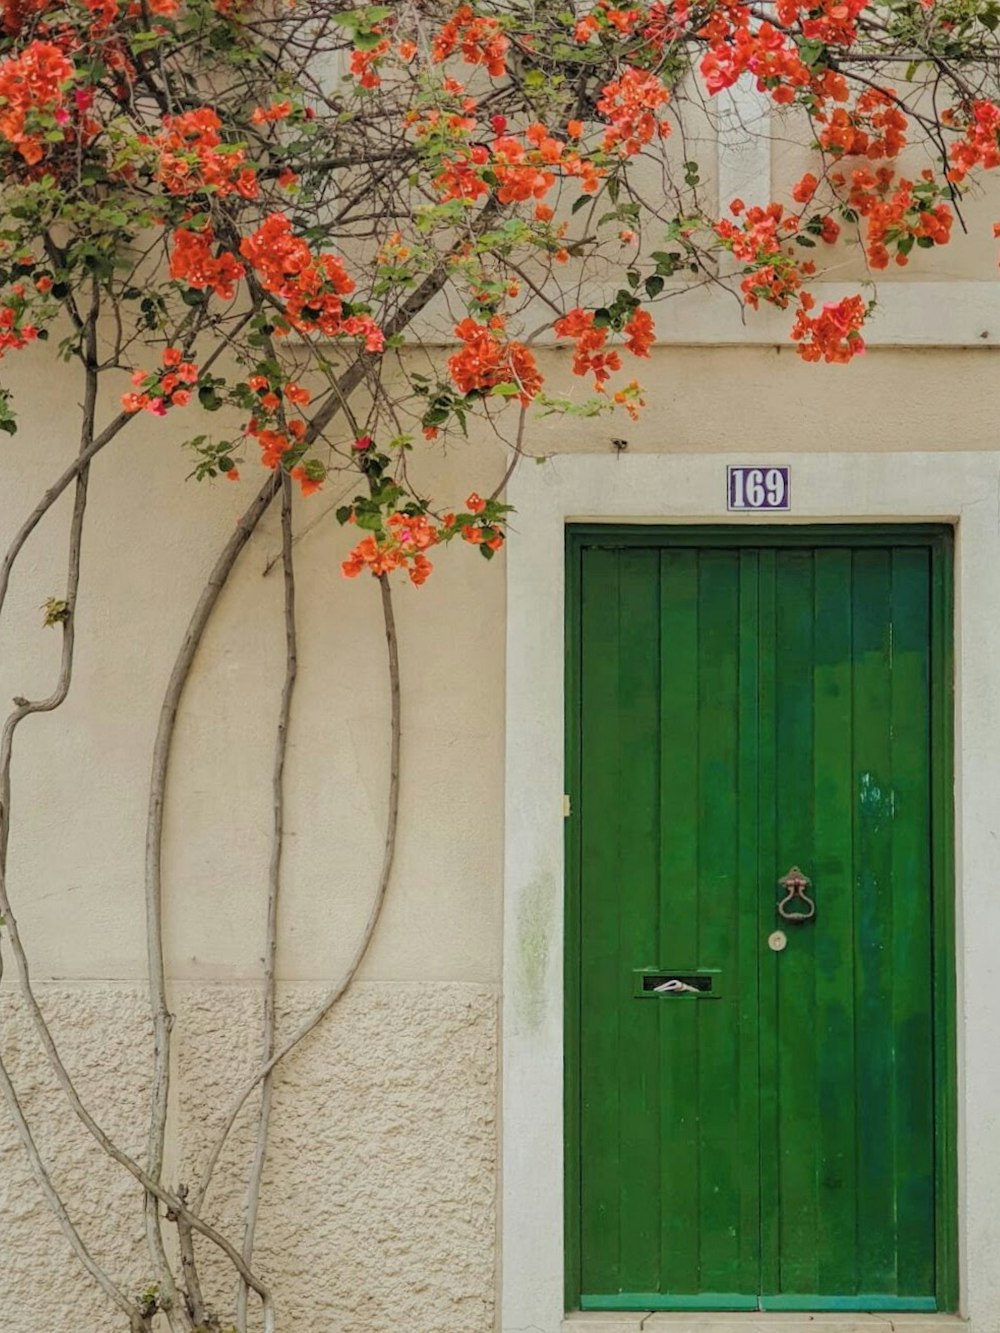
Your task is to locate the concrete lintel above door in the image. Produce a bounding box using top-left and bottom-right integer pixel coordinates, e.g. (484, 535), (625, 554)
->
(562, 1315), (970, 1333)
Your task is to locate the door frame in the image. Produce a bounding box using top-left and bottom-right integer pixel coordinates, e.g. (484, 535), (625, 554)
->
(498, 449), (1000, 1333)
(562, 523), (956, 1315)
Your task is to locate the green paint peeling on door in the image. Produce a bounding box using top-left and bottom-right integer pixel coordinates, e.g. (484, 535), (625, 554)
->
(564, 525), (956, 1316)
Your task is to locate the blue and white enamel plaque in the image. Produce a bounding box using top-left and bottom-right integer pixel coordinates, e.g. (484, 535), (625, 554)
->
(727, 465), (790, 512)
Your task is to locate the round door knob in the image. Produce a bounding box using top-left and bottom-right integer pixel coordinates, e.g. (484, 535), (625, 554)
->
(768, 930), (787, 952)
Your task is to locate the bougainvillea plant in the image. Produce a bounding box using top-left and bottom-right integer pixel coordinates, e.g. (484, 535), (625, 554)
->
(0, 0), (999, 1329)
(0, 0), (997, 583)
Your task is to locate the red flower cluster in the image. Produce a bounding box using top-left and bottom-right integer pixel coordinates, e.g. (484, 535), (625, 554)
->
(432, 5), (509, 77)
(792, 293), (866, 363)
(834, 167), (952, 268)
(350, 38), (391, 89)
(715, 202), (807, 308)
(1, 0), (52, 37)
(121, 345), (198, 415)
(817, 89), (907, 160)
(170, 227), (245, 299)
(0, 40), (74, 165)
(775, 0), (867, 45)
(596, 66), (672, 155)
(623, 308), (655, 358)
(491, 123), (563, 202)
(576, 5), (635, 39)
(434, 143), (490, 202)
(444, 492), (504, 552)
(555, 308), (621, 385)
(0, 283), (37, 356)
(250, 101), (293, 124)
(449, 317), (542, 405)
(239, 213), (383, 350)
(700, 22), (809, 103)
(153, 107), (258, 199)
(342, 513), (440, 586)
(948, 100), (1000, 182)
(432, 119), (603, 206)
(553, 307), (655, 389)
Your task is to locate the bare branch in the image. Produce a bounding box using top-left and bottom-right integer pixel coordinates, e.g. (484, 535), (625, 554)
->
(194, 565), (402, 1214)
(236, 471), (297, 1333)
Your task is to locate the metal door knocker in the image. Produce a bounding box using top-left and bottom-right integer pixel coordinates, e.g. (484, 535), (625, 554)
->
(777, 866), (816, 922)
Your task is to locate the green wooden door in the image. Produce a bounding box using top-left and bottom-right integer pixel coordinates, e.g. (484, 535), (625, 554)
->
(565, 527), (955, 1315)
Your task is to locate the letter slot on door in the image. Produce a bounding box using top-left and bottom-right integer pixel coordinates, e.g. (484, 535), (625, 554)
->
(632, 969), (721, 998)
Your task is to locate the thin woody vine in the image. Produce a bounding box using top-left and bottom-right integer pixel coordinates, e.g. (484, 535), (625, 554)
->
(0, 0), (995, 1328)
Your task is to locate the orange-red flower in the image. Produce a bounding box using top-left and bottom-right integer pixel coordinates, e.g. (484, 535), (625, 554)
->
(432, 5), (508, 77)
(154, 107), (258, 199)
(0, 41), (75, 165)
(341, 513), (441, 586)
(448, 317), (542, 405)
(170, 228), (245, 299)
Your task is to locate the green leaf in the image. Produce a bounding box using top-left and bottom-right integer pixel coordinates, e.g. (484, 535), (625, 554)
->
(799, 39), (827, 66)
(353, 29), (386, 49)
(645, 274), (665, 298)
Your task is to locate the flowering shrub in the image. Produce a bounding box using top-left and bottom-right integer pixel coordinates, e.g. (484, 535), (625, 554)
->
(0, 0), (995, 585)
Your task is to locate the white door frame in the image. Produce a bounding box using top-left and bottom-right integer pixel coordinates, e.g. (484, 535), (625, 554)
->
(501, 450), (1000, 1333)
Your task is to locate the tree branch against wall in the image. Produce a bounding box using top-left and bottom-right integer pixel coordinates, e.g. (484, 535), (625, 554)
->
(0, 0), (997, 1326)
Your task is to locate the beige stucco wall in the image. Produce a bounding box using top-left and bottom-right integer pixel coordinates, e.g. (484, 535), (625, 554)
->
(1, 334), (999, 1330)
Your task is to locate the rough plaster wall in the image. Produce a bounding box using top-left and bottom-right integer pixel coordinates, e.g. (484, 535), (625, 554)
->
(0, 985), (153, 1330)
(0, 981), (497, 1332)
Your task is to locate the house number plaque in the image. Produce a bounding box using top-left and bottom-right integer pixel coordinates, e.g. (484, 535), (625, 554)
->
(727, 465), (790, 511)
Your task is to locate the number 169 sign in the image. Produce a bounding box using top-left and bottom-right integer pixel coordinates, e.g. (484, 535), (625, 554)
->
(727, 465), (790, 512)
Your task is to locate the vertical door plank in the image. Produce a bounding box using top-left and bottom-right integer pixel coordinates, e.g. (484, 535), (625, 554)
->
(693, 550), (744, 1292)
(658, 548), (703, 1294)
(757, 547), (780, 1300)
(615, 550), (663, 1292)
(579, 547), (623, 1293)
(811, 548), (858, 1296)
(888, 547), (935, 1297)
(772, 549), (820, 1296)
(930, 537), (958, 1312)
(852, 548), (896, 1294)
(736, 549), (762, 1296)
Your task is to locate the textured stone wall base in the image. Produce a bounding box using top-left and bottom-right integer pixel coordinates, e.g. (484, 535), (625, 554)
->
(0, 980), (497, 1332)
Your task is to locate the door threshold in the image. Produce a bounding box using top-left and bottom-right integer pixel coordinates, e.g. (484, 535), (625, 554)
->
(561, 1315), (968, 1333)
